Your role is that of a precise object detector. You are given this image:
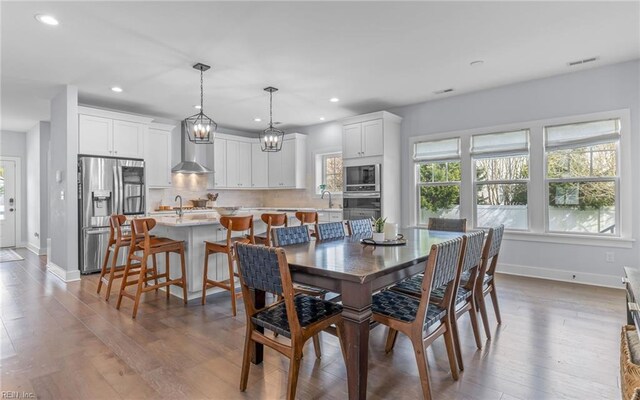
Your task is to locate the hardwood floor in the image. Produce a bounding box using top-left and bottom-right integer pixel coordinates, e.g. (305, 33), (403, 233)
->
(0, 249), (625, 399)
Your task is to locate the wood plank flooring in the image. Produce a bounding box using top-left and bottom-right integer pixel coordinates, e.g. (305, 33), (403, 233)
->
(0, 249), (625, 399)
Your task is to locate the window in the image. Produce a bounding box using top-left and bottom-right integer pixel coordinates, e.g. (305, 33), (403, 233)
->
(317, 152), (343, 193)
(545, 119), (620, 235)
(414, 138), (461, 225)
(472, 130), (529, 230)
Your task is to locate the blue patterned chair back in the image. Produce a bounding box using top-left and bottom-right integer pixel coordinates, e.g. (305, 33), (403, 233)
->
(462, 231), (485, 273)
(347, 219), (373, 236)
(271, 225), (310, 247)
(235, 243), (284, 296)
(487, 224), (504, 259)
(428, 217), (467, 232)
(430, 237), (463, 290)
(316, 222), (345, 241)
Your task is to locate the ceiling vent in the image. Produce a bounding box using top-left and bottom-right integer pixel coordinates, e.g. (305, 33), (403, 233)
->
(434, 88), (454, 95)
(567, 57), (599, 67)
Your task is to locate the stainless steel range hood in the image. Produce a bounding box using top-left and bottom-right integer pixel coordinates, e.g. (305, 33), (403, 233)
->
(171, 125), (213, 174)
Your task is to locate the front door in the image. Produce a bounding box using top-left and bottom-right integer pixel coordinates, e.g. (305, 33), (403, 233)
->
(0, 160), (17, 248)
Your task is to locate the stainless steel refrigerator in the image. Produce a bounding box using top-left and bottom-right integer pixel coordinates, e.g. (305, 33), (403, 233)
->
(78, 156), (145, 274)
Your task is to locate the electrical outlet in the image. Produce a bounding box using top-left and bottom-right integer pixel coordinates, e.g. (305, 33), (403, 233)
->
(605, 251), (615, 263)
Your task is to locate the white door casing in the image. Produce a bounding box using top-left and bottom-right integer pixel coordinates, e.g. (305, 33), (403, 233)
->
(0, 159), (17, 247)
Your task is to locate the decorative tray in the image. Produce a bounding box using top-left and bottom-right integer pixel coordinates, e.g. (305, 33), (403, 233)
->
(360, 237), (407, 246)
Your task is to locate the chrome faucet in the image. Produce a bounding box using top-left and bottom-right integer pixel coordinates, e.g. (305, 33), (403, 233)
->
(321, 190), (333, 209)
(175, 195), (183, 217)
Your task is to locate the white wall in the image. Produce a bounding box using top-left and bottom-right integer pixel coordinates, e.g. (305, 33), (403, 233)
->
(389, 60), (640, 287)
(0, 130), (27, 246)
(26, 121), (50, 254)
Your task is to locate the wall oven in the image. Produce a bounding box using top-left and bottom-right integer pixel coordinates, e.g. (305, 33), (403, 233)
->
(343, 164), (382, 220)
(344, 164), (380, 193)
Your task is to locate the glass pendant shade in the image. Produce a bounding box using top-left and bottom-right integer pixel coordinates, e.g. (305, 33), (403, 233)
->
(184, 63), (216, 144)
(260, 86), (285, 152)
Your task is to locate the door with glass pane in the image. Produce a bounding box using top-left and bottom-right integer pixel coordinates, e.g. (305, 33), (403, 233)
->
(0, 160), (16, 247)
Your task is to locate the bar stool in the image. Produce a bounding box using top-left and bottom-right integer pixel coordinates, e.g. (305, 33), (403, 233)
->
(295, 211), (318, 237)
(254, 213), (287, 246)
(116, 218), (187, 319)
(202, 215), (255, 316)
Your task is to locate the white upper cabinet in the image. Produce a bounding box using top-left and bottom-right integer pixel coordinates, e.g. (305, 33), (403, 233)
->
(268, 134), (306, 188)
(146, 125), (173, 187)
(342, 118), (383, 159)
(251, 142), (269, 188)
(78, 107), (151, 159)
(226, 139), (251, 188)
(213, 138), (227, 188)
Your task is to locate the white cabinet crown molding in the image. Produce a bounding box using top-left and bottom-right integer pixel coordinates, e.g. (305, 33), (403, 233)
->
(340, 110), (402, 125)
(78, 105), (154, 124)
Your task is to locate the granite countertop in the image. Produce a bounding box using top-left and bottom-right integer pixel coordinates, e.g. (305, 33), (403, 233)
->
(155, 212), (259, 227)
(149, 207), (343, 217)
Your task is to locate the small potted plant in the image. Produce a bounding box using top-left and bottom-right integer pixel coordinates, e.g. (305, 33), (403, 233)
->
(371, 216), (387, 242)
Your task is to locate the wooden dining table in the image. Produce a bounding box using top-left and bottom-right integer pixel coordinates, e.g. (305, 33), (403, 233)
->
(249, 228), (465, 400)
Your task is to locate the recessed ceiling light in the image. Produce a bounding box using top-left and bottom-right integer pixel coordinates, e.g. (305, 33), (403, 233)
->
(319, 117), (326, 121)
(110, 86), (123, 93)
(434, 88), (454, 95)
(254, 117), (262, 122)
(329, 97), (340, 103)
(35, 14), (59, 26)
(470, 60), (484, 67)
(194, 105), (202, 109)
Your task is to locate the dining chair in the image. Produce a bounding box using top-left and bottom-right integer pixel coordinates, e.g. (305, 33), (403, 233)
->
(254, 213), (288, 246)
(346, 219), (373, 236)
(235, 243), (345, 400)
(470, 224), (505, 339)
(391, 230), (486, 370)
(315, 221), (346, 241)
(372, 236), (464, 399)
(116, 218), (187, 318)
(428, 217), (467, 232)
(202, 215), (255, 316)
(97, 214), (157, 301)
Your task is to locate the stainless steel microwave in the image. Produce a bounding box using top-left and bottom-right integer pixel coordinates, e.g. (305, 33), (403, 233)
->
(344, 164), (381, 193)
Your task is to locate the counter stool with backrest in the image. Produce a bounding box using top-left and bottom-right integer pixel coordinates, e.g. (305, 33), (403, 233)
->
(295, 211), (318, 237)
(235, 243), (345, 400)
(254, 213), (287, 246)
(372, 237), (464, 399)
(202, 215), (255, 316)
(116, 218), (187, 318)
(468, 224), (504, 340)
(428, 217), (467, 232)
(97, 214), (156, 301)
(346, 218), (373, 236)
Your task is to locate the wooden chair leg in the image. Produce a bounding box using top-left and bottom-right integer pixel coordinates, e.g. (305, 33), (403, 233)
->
(116, 256), (132, 310)
(164, 252), (170, 300)
(227, 253), (237, 317)
(179, 248), (187, 304)
(312, 334), (322, 359)
(153, 254), (159, 292)
(131, 255), (148, 319)
(335, 321), (347, 365)
(442, 317), (460, 380)
(489, 284), (502, 324)
(450, 316), (464, 371)
(239, 326), (253, 391)
(104, 246), (120, 301)
(286, 348), (302, 400)
(410, 336), (433, 400)
(202, 249), (209, 306)
(96, 247), (111, 294)
(477, 292), (492, 340)
(468, 301), (483, 349)
(385, 327), (399, 353)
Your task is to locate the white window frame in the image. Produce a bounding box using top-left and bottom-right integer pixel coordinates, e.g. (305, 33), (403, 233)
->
(406, 109), (632, 248)
(543, 118), (621, 237)
(315, 151), (343, 194)
(415, 159), (462, 226)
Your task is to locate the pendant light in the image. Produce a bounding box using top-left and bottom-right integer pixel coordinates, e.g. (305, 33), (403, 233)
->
(183, 63), (216, 144)
(259, 86), (285, 152)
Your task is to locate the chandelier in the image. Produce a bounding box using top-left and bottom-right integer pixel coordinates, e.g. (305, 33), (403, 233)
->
(259, 86), (285, 152)
(183, 63), (216, 144)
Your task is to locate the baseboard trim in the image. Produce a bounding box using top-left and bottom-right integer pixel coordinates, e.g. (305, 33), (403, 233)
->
(46, 260), (81, 283)
(498, 263), (623, 289)
(26, 243), (46, 256)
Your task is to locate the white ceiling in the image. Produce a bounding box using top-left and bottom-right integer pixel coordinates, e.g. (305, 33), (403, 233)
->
(2, 1), (639, 132)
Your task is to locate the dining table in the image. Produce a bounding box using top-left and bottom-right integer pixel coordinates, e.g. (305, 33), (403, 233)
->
(249, 227), (465, 400)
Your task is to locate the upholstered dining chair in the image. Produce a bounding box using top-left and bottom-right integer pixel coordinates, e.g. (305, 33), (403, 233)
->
(235, 243), (345, 400)
(315, 222), (346, 241)
(372, 237), (464, 399)
(391, 230), (486, 370)
(428, 217), (467, 232)
(346, 219), (373, 236)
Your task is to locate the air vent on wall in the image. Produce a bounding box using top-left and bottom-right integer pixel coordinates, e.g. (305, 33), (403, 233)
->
(567, 57), (599, 67)
(434, 88), (454, 95)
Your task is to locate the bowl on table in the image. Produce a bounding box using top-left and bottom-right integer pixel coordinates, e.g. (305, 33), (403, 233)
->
(213, 206), (242, 216)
